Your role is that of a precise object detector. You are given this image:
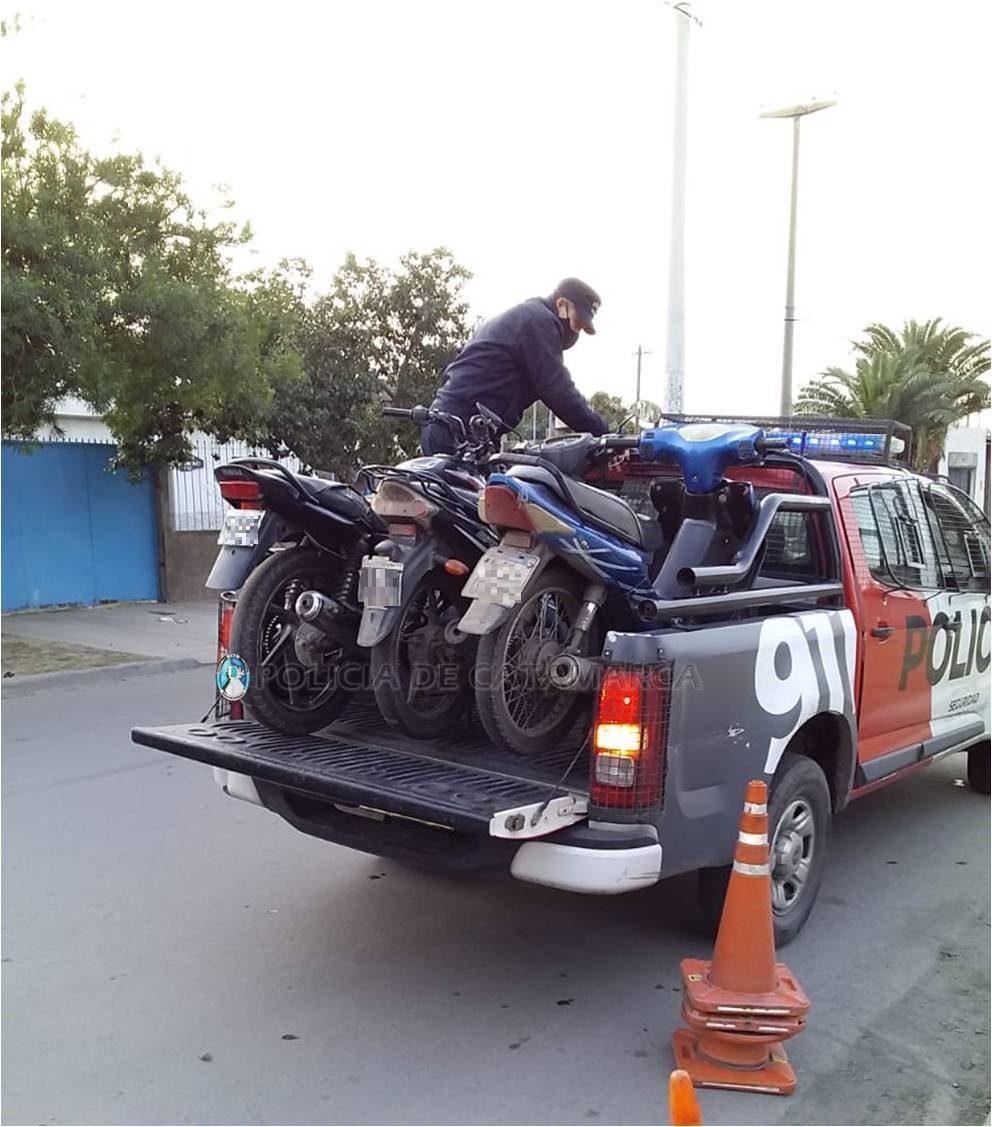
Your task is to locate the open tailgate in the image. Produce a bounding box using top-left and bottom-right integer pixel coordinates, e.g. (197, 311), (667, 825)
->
(131, 720), (588, 840)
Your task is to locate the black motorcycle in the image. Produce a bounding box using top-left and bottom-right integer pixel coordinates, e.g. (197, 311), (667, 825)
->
(208, 458), (386, 735)
(357, 404), (501, 737)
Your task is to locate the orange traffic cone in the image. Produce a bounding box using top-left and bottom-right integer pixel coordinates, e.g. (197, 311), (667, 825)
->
(669, 1068), (703, 1126)
(671, 780), (810, 1096)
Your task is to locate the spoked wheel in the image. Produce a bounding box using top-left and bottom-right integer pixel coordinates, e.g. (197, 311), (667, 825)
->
(370, 572), (475, 738)
(476, 568), (592, 756)
(229, 547), (361, 735)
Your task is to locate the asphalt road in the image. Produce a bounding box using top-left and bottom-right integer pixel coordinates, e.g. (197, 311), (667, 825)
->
(2, 667), (989, 1126)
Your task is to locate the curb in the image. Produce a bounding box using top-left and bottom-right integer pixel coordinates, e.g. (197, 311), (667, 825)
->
(1, 657), (207, 698)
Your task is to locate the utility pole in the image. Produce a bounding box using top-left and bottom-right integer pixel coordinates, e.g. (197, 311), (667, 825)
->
(664, 2), (698, 416)
(633, 345), (653, 413)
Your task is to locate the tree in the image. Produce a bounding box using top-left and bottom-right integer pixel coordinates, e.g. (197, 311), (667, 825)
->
(795, 319), (990, 472)
(257, 249), (472, 478)
(588, 392), (629, 432)
(1, 85), (302, 472)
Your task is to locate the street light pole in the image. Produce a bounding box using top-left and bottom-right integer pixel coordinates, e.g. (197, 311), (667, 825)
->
(664, 2), (699, 415)
(760, 98), (837, 416)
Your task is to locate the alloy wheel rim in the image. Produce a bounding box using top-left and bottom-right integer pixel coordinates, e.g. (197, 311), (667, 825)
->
(771, 797), (815, 915)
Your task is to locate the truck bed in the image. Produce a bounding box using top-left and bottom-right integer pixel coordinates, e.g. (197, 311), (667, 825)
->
(132, 696), (590, 840)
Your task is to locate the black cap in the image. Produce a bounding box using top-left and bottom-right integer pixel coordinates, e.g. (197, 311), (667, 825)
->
(553, 277), (601, 335)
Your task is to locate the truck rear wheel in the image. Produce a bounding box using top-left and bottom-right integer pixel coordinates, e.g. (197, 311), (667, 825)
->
(966, 739), (990, 794)
(697, 752), (831, 947)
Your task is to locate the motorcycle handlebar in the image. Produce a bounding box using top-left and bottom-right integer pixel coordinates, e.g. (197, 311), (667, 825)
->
(600, 434), (641, 450)
(755, 437), (790, 454)
(381, 407), (412, 419)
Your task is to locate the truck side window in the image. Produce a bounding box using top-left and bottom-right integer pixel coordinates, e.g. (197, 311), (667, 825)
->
(924, 482), (991, 592)
(851, 482), (942, 589)
(759, 510), (818, 580)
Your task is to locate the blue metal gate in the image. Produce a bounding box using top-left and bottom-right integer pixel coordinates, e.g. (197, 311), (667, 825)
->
(1, 442), (160, 612)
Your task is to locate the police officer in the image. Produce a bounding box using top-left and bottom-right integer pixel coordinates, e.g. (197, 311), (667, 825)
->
(421, 278), (608, 454)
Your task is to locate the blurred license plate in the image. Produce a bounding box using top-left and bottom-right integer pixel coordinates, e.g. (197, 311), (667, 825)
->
(462, 546), (541, 607)
(359, 557), (403, 609)
(218, 510), (264, 547)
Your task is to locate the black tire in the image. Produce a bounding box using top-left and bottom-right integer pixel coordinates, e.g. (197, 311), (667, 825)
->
(370, 570), (474, 738)
(967, 739), (990, 794)
(475, 567), (592, 756)
(697, 752), (831, 948)
(229, 547), (359, 735)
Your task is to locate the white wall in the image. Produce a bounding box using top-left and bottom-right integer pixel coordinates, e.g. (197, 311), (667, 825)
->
(41, 398), (115, 442)
(939, 425), (989, 511)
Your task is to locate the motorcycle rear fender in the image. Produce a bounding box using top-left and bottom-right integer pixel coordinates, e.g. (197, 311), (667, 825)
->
(457, 541), (555, 636)
(205, 516), (295, 592)
(356, 536), (439, 648)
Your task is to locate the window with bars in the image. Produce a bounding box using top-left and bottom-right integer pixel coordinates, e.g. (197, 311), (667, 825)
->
(850, 481), (943, 589)
(924, 482), (991, 592)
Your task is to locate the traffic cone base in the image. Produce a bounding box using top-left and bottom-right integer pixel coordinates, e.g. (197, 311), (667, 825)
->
(672, 1028), (797, 1096)
(680, 1000), (806, 1039)
(681, 957), (810, 1018)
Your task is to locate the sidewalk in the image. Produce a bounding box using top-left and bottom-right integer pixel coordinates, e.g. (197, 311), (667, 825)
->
(2, 600), (217, 665)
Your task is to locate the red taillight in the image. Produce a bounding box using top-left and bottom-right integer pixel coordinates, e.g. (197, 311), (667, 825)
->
(216, 594), (243, 720)
(590, 666), (668, 809)
(219, 479), (263, 504)
(479, 484), (533, 531)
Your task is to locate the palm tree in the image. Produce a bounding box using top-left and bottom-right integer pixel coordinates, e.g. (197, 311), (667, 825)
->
(796, 319), (990, 472)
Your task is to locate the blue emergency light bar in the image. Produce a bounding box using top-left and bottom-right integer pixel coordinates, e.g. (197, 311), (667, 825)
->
(657, 414), (912, 467)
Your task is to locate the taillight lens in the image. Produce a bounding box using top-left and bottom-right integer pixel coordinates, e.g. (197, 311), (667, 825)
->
(479, 484), (534, 531)
(590, 666), (668, 809)
(219, 479), (263, 504)
(216, 593), (243, 720)
(371, 480), (437, 525)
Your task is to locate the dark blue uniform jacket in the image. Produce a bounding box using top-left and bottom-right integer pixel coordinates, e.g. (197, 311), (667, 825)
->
(432, 297), (607, 435)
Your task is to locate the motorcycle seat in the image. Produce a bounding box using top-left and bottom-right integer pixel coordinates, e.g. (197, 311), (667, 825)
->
(506, 466), (663, 551)
(298, 476), (372, 520)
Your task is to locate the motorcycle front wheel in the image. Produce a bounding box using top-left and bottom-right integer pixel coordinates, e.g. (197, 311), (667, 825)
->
(229, 546), (361, 735)
(370, 571), (474, 738)
(475, 567), (592, 756)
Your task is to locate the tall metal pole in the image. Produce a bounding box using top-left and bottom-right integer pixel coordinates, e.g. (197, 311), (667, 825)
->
(633, 345), (652, 414)
(780, 115), (801, 416)
(664, 4), (692, 415)
(760, 98), (837, 416)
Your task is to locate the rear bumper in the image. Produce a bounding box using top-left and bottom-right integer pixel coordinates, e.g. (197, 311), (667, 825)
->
(216, 767), (662, 894)
(511, 840), (663, 894)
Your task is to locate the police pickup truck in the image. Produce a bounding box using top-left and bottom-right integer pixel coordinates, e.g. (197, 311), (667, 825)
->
(132, 417), (990, 945)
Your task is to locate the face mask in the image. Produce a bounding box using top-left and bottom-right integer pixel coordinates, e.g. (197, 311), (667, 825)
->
(558, 307), (579, 350)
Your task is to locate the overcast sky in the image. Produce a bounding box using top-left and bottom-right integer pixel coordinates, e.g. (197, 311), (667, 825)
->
(4, 0), (990, 416)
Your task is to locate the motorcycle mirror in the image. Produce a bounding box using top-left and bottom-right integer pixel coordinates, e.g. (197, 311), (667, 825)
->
(616, 414), (635, 434)
(475, 401), (524, 441)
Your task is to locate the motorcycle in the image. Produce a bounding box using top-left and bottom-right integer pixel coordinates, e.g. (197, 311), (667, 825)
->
(356, 404), (502, 737)
(460, 422), (801, 754)
(208, 457), (386, 735)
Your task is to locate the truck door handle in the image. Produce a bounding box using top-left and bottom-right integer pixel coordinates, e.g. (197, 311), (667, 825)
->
(871, 624), (895, 639)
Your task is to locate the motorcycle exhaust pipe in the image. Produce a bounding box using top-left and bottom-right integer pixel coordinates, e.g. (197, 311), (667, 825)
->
(548, 653), (599, 693)
(294, 590), (362, 653)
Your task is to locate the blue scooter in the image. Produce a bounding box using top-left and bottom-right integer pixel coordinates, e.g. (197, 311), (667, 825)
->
(460, 422), (830, 754)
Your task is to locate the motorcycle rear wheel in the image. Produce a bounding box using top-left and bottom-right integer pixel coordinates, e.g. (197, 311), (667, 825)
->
(475, 567), (592, 756)
(229, 547), (361, 735)
(370, 571), (474, 738)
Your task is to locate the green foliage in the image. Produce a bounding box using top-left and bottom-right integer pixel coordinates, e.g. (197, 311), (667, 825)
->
(1, 85), (302, 473)
(256, 249), (472, 478)
(588, 391), (629, 432)
(796, 319), (990, 472)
